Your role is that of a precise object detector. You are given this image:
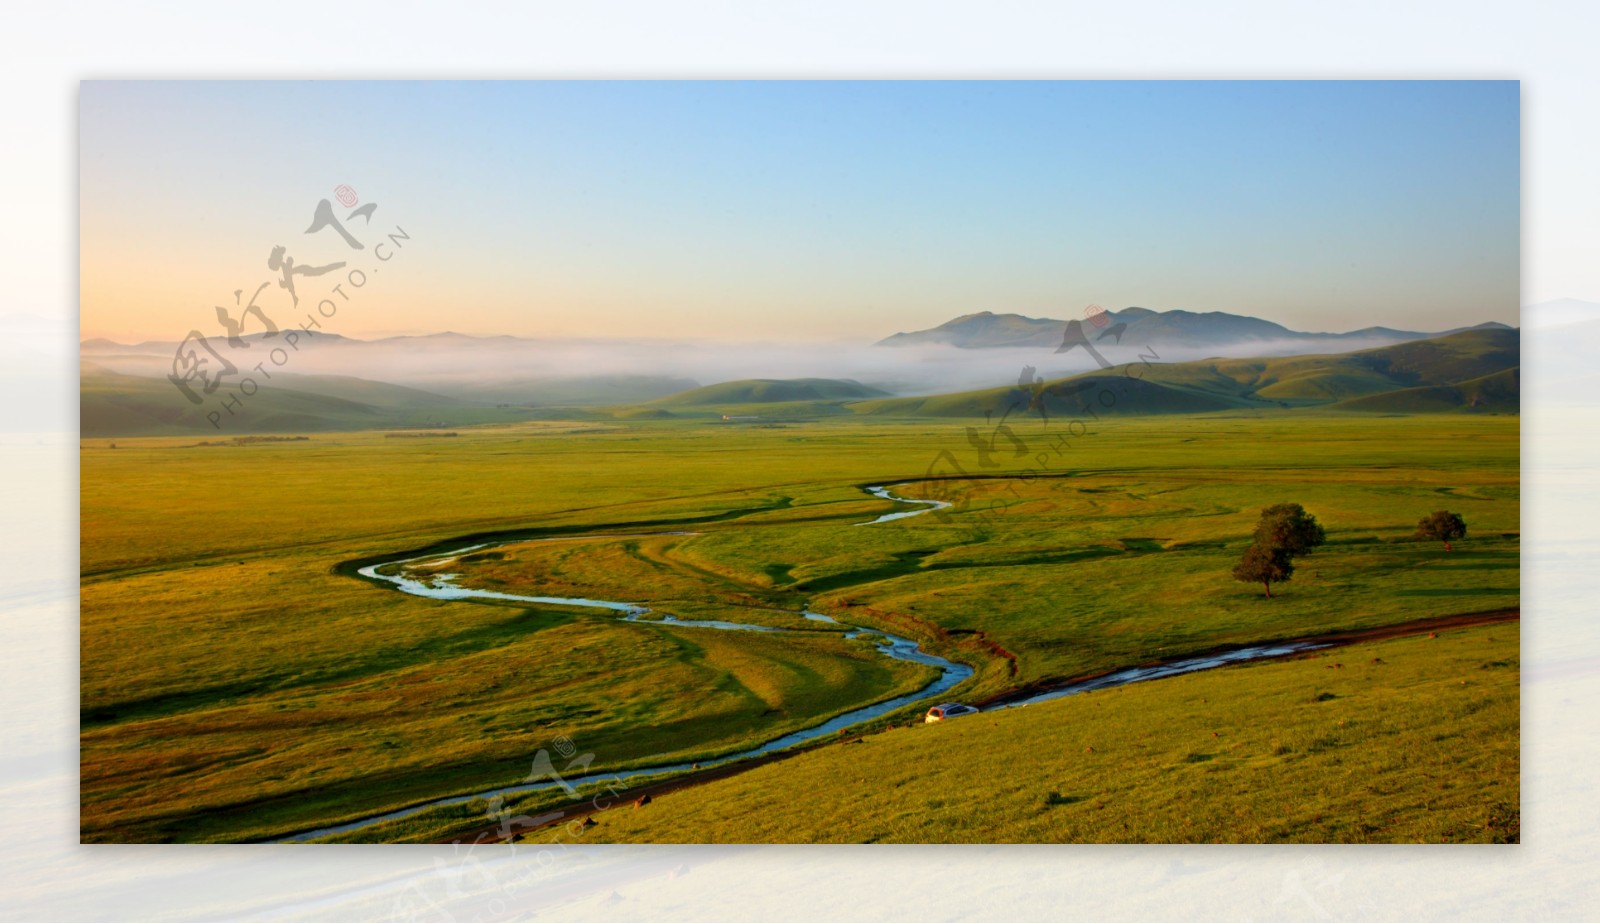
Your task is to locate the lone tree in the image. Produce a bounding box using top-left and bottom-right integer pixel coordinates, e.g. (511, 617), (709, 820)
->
(1254, 502), (1327, 557)
(1232, 543), (1295, 598)
(1415, 510), (1467, 551)
(1232, 503), (1326, 597)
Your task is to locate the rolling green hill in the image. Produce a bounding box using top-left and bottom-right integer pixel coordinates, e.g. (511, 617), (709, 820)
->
(1329, 367), (1521, 413)
(851, 329), (1519, 419)
(650, 378), (890, 406)
(1348, 327), (1520, 383)
(1138, 329), (1520, 410)
(80, 369), (538, 437)
(250, 373), (466, 409)
(851, 374), (1247, 418)
(434, 374), (701, 407)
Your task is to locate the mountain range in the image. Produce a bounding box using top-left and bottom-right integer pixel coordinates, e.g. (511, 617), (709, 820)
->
(875, 308), (1513, 352)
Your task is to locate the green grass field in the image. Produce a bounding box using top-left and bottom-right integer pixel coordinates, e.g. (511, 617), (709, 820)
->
(577, 623), (1520, 844)
(80, 411), (1518, 842)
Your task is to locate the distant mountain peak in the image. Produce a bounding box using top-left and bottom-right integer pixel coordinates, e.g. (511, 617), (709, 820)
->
(876, 311), (1064, 348)
(877, 307), (1511, 354)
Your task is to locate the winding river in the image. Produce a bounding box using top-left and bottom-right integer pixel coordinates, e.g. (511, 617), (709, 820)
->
(275, 486), (967, 842)
(275, 483), (1321, 842)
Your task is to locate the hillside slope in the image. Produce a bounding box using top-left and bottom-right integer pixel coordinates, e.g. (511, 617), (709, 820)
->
(851, 374), (1248, 418)
(1329, 367), (1520, 413)
(650, 378), (890, 406)
(80, 369), (529, 437)
(852, 329), (1520, 418)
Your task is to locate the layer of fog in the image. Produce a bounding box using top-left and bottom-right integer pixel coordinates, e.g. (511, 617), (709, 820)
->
(83, 331), (1442, 402)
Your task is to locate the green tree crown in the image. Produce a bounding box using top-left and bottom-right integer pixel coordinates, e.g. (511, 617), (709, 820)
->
(1253, 503), (1327, 557)
(1232, 542), (1295, 596)
(1415, 510), (1467, 546)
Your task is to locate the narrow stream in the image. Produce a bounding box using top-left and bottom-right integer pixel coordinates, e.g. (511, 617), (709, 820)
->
(275, 483), (1326, 842)
(858, 484), (952, 524)
(999, 641), (1327, 709)
(275, 485), (969, 842)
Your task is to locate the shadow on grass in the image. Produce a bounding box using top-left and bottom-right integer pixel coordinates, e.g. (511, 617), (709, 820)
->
(793, 547), (1126, 593)
(792, 551), (934, 593)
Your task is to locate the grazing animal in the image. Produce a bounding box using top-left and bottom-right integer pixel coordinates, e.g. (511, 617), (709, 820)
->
(582, 816), (598, 828)
(1429, 632), (1439, 639)
(633, 795), (652, 809)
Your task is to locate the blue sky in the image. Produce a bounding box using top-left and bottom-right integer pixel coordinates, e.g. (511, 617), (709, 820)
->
(80, 80), (1519, 341)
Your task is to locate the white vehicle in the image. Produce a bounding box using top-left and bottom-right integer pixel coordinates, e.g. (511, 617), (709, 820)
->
(925, 702), (979, 723)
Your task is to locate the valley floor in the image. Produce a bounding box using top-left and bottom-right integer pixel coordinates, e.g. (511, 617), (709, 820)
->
(78, 414), (1519, 843)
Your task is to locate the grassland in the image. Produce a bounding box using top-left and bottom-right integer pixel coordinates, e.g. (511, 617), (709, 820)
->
(574, 623), (1520, 844)
(80, 411), (1518, 842)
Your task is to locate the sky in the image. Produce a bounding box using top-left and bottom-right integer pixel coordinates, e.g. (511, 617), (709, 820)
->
(79, 80), (1520, 343)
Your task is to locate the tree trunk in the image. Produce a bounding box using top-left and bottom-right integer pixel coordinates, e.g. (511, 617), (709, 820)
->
(1263, 581), (1271, 598)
